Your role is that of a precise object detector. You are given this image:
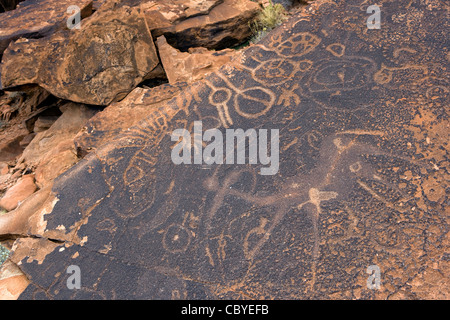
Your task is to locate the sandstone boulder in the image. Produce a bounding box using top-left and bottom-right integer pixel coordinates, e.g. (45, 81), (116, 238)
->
(0, 174), (36, 211)
(141, 0), (223, 25)
(0, 185), (52, 237)
(152, 0), (260, 50)
(18, 103), (97, 187)
(0, 0), (93, 55)
(32, 116), (59, 133)
(1, 7), (160, 105)
(0, 162), (8, 175)
(156, 35), (236, 84)
(0, 260), (29, 300)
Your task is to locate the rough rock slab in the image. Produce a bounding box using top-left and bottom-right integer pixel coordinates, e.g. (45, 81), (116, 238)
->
(156, 35), (237, 84)
(139, 0), (223, 23)
(74, 82), (187, 157)
(1, 6), (160, 105)
(100, 0), (223, 25)
(98, 0), (259, 50)
(18, 103), (98, 188)
(0, 0), (93, 55)
(5, 0), (450, 299)
(0, 0), (22, 12)
(0, 260), (29, 300)
(155, 0), (260, 50)
(0, 174), (36, 211)
(0, 186), (52, 237)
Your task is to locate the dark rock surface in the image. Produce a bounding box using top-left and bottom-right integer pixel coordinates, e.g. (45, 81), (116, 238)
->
(7, 0), (450, 299)
(0, 0), (23, 12)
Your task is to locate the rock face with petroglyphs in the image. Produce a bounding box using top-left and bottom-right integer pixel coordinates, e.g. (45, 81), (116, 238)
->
(1, 6), (159, 105)
(73, 83), (188, 157)
(2, 0), (449, 299)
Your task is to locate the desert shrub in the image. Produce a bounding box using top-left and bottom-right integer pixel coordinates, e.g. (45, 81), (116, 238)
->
(250, 0), (288, 43)
(0, 244), (9, 265)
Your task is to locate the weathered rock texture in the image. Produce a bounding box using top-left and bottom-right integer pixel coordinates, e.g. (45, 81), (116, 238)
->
(0, 260), (29, 300)
(140, 0), (223, 22)
(0, 163), (7, 176)
(1, 6), (160, 105)
(0, 0), (93, 55)
(99, 0), (259, 50)
(157, 35), (236, 84)
(0, 87), (50, 162)
(152, 0), (260, 50)
(0, 0), (23, 12)
(2, 0), (449, 300)
(74, 82), (187, 157)
(0, 125), (28, 162)
(18, 103), (97, 188)
(0, 174), (36, 211)
(92, 0), (105, 10)
(0, 186), (52, 237)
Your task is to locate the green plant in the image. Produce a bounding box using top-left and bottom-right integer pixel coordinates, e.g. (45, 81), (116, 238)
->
(250, 1), (287, 44)
(0, 244), (9, 266)
(258, 1), (287, 29)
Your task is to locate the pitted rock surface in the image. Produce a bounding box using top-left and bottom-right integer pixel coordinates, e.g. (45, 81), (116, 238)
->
(8, 0), (450, 299)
